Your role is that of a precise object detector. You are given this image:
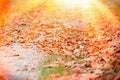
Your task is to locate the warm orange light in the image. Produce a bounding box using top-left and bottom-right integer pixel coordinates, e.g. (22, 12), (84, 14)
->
(53, 0), (118, 37)
(12, 0), (45, 12)
(0, 0), (45, 25)
(54, 0), (94, 9)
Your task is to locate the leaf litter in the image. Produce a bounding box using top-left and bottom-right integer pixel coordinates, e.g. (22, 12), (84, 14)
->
(0, 0), (120, 80)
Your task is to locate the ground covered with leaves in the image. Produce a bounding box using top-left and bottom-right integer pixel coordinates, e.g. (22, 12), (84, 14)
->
(0, 0), (120, 80)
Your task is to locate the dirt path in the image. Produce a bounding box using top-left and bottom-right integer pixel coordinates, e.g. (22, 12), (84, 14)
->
(0, 43), (44, 80)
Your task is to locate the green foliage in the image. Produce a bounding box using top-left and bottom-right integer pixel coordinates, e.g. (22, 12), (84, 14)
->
(39, 54), (62, 80)
(64, 57), (72, 63)
(43, 54), (59, 65)
(41, 66), (64, 78)
(39, 54), (73, 80)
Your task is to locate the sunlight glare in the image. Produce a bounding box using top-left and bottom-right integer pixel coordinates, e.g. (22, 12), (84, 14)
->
(54, 0), (94, 9)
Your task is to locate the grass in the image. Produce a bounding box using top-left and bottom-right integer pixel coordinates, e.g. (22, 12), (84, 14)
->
(43, 54), (59, 65)
(64, 57), (72, 63)
(40, 66), (64, 80)
(39, 54), (73, 80)
(39, 54), (62, 80)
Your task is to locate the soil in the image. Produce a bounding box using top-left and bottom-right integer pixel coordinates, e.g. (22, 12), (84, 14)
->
(0, 43), (44, 80)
